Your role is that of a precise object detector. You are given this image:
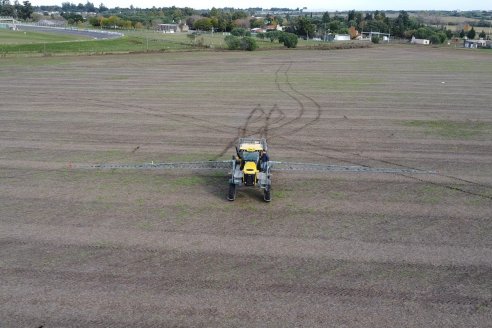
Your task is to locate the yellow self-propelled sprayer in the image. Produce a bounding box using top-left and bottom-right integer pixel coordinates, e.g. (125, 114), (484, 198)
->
(228, 138), (271, 202)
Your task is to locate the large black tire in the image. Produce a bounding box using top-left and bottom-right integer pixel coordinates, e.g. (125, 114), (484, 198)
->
(227, 183), (237, 201)
(263, 188), (271, 202)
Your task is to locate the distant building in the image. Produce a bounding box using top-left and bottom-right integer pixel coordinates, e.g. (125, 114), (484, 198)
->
(0, 16), (17, 30)
(411, 36), (430, 45)
(463, 39), (487, 48)
(157, 22), (188, 33)
(251, 27), (266, 33)
(324, 34), (351, 42)
(265, 24), (282, 31)
(360, 31), (390, 42)
(334, 34), (350, 41)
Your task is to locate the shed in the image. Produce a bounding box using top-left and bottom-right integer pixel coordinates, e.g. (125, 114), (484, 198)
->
(411, 36), (430, 45)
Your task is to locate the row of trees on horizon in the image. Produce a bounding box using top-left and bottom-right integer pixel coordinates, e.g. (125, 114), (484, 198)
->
(1, 1), (490, 43)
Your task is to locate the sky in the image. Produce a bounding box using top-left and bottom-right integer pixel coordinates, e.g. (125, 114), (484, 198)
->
(30, 0), (489, 11)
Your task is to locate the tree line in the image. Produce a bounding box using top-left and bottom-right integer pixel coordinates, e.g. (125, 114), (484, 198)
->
(0, 0), (33, 20)
(6, 3), (489, 44)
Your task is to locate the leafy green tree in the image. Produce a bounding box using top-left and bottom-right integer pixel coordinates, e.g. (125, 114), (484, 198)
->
(249, 17), (263, 28)
(429, 34), (441, 44)
(265, 30), (282, 42)
(393, 10), (410, 37)
(85, 1), (95, 12)
(240, 36), (257, 51)
(347, 9), (356, 23)
(321, 12), (330, 24)
(61, 11), (84, 24)
(0, 0), (15, 17)
(459, 29), (465, 38)
(61, 2), (75, 11)
(231, 10), (247, 20)
(467, 27), (476, 39)
(280, 32), (298, 48)
(224, 35), (240, 49)
(437, 31), (447, 43)
(373, 10), (386, 21)
(18, 0), (33, 20)
(415, 27), (433, 39)
(479, 30), (486, 38)
(365, 19), (389, 33)
(98, 3), (108, 12)
(296, 16), (315, 38)
(231, 27), (246, 36)
(193, 17), (212, 31)
(88, 15), (99, 26)
(328, 20), (340, 33)
(371, 36), (379, 43)
(209, 6), (219, 17)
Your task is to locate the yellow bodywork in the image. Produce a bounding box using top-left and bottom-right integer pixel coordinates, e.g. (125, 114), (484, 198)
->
(239, 143), (264, 152)
(243, 161), (259, 175)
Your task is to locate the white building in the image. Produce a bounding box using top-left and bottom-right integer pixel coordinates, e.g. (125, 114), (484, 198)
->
(334, 34), (350, 41)
(411, 36), (430, 45)
(463, 39), (487, 48)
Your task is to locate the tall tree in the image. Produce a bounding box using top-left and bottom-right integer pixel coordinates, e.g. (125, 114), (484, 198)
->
(0, 0), (15, 17)
(322, 11), (330, 23)
(295, 16), (315, 38)
(19, 0), (32, 19)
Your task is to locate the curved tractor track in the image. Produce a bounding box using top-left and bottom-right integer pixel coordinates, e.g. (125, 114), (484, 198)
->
(59, 59), (492, 200)
(215, 62), (322, 158)
(2, 49), (491, 328)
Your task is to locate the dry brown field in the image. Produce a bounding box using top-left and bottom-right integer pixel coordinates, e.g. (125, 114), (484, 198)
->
(1, 45), (491, 327)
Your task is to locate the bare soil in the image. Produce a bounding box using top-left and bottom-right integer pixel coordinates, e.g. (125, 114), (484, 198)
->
(1, 45), (491, 327)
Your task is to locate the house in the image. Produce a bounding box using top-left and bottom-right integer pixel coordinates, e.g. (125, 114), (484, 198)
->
(463, 39), (487, 48)
(251, 27), (266, 33)
(411, 36), (430, 45)
(334, 34), (350, 41)
(157, 22), (188, 33)
(0, 16), (17, 30)
(265, 24), (282, 31)
(324, 34), (351, 42)
(359, 31), (390, 42)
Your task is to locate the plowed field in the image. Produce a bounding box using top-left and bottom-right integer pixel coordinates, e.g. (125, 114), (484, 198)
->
(1, 46), (491, 327)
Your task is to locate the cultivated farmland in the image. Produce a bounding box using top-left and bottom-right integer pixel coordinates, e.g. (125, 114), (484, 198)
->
(1, 46), (491, 327)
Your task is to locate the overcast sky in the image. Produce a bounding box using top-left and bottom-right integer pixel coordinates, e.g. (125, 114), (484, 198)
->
(31, 0), (489, 11)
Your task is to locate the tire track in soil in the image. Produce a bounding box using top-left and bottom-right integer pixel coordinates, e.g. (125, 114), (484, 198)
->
(14, 91), (247, 166)
(279, 136), (492, 200)
(21, 69), (492, 199)
(254, 65), (492, 199)
(13, 63), (321, 163)
(215, 62), (322, 158)
(240, 65), (492, 199)
(3, 224), (491, 267)
(13, 65), (491, 197)
(1, 258), (489, 308)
